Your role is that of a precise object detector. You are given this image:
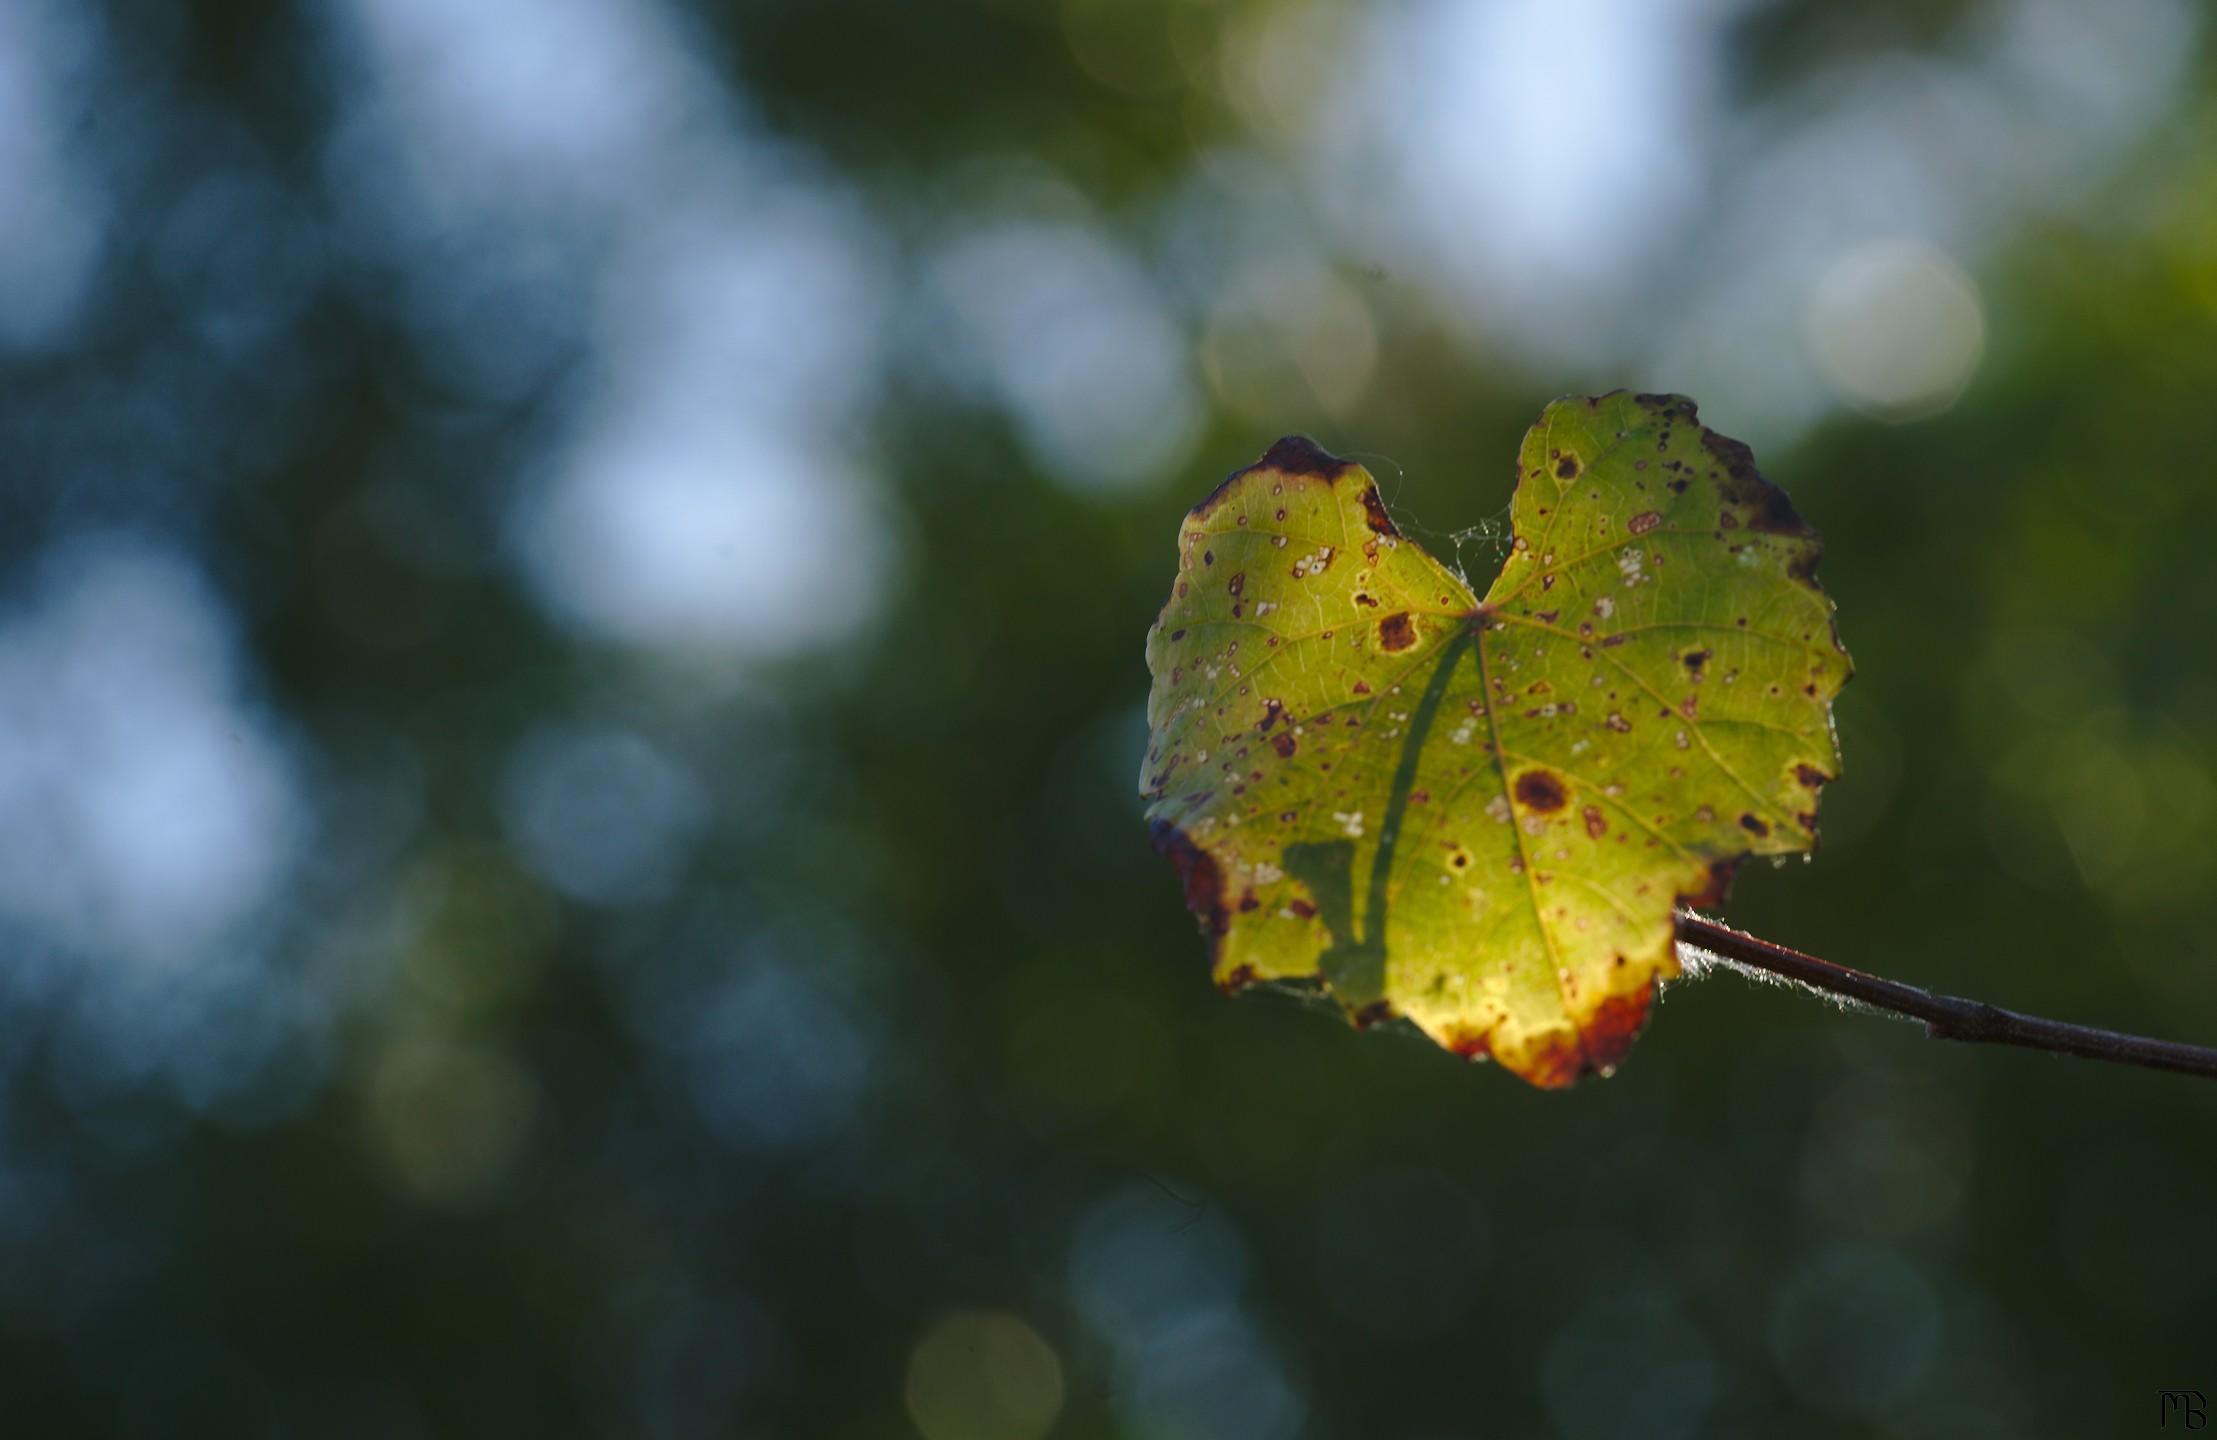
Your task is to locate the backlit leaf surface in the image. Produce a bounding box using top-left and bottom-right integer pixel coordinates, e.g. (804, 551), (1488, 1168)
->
(1141, 393), (1850, 1087)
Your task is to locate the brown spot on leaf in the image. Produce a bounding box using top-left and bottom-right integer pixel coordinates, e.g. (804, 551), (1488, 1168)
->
(1227, 571), (1245, 597)
(1579, 983), (1655, 1074)
(1288, 897), (1318, 919)
(1556, 454), (1581, 479)
(1513, 768), (1569, 812)
(1352, 679), (1371, 695)
(1738, 813), (1770, 837)
(1353, 1000), (1396, 1030)
(1627, 510), (1662, 535)
(1583, 805), (1608, 839)
(1353, 592), (1379, 608)
(1520, 1034), (1587, 1090)
(1795, 763), (1831, 788)
(1220, 963), (1259, 994)
(1683, 648), (1709, 677)
(1238, 888), (1260, 912)
(1447, 1025), (1493, 1060)
(1271, 732), (1297, 758)
(1686, 856), (1742, 909)
(1702, 429), (1816, 548)
(1359, 485), (1400, 537)
(1378, 612), (1416, 651)
(1151, 822), (1227, 962)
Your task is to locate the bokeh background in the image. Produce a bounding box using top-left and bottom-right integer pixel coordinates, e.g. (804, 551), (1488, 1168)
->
(2, 0), (2214, 1434)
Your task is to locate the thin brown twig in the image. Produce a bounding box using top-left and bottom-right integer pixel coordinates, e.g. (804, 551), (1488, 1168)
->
(1675, 911), (2217, 1080)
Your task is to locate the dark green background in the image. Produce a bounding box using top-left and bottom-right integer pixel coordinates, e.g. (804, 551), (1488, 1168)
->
(1, 0), (2213, 1435)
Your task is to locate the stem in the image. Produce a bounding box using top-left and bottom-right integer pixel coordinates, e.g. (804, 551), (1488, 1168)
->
(1674, 912), (2217, 1080)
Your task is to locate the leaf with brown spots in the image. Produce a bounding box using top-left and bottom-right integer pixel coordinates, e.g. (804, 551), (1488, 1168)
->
(1141, 395), (1851, 1087)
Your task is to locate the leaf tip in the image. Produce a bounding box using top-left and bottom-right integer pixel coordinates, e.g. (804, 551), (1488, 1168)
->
(1253, 434), (1351, 479)
(1190, 435), (1359, 519)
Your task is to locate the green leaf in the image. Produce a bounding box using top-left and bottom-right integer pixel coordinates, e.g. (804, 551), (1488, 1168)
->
(1141, 393), (1850, 1087)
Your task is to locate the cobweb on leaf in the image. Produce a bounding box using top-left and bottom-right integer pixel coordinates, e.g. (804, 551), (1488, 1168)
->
(1337, 450), (1514, 593)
